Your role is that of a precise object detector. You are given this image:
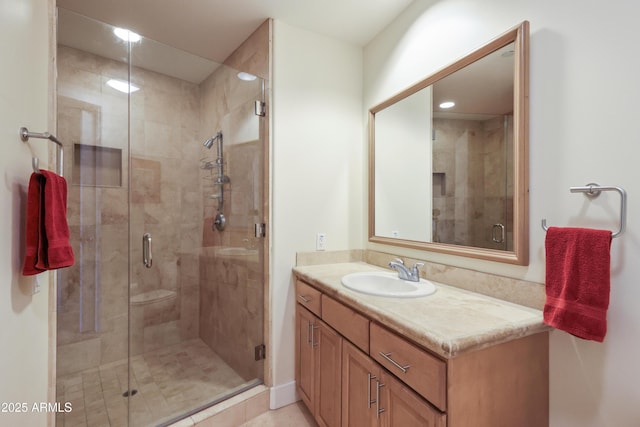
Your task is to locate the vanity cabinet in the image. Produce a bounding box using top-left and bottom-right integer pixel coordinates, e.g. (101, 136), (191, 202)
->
(370, 322), (446, 412)
(382, 366), (446, 427)
(295, 305), (315, 408)
(296, 279), (443, 427)
(342, 340), (445, 427)
(295, 297), (342, 427)
(294, 278), (549, 427)
(341, 339), (378, 427)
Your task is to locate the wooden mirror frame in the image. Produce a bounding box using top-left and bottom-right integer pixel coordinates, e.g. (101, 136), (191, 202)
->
(368, 21), (529, 265)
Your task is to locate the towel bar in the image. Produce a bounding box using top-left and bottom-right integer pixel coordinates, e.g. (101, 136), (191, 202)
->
(541, 183), (627, 238)
(20, 127), (64, 176)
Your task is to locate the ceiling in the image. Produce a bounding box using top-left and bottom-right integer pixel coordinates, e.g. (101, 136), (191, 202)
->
(56, 0), (416, 64)
(57, 8), (222, 84)
(56, 0), (514, 117)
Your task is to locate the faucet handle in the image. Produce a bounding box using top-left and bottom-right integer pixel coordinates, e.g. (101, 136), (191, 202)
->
(411, 262), (424, 279)
(392, 258), (404, 265)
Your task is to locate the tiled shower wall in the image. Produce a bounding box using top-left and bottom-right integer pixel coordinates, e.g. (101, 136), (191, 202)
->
(432, 115), (514, 250)
(197, 21), (268, 381)
(199, 139), (264, 381)
(56, 45), (203, 376)
(127, 51), (203, 356)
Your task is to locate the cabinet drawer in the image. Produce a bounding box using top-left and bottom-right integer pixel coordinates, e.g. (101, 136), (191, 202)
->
(296, 280), (322, 316)
(370, 322), (447, 411)
(321, 294), (370, 353)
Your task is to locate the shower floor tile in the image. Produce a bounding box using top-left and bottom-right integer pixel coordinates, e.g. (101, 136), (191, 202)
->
(56, 338), (251, 427)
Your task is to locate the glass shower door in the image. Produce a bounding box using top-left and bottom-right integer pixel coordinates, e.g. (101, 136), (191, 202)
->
(55, 9), (132, 427)
(127, 33), (266, 426)
(56, 8), (266, 427)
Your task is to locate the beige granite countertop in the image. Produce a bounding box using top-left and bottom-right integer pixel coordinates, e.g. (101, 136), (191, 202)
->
(293, 262), (549, 359)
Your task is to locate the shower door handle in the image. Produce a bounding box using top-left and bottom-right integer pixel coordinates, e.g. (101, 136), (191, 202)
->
(492, 223), (505, 243)
(143, 233), (152, 268)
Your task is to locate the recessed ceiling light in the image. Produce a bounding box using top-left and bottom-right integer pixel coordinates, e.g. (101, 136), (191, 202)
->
(114, 27), (141, 43)
(439, 101), (455, 109)
(237, 72), (257, 81)
(106, 79), (140, 94)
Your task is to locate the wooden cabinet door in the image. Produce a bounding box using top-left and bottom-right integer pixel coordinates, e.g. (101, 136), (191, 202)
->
(380, 371), (446, 427)
(315, 321), (342, 427)
(342, 341), (381, 427)
(296, 305), (316, 411)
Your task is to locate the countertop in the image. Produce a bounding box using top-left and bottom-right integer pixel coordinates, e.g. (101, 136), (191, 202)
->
(293, 262), (549, 359)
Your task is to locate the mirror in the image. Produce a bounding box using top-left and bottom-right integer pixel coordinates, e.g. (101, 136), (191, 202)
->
(369, 21), (529, 265)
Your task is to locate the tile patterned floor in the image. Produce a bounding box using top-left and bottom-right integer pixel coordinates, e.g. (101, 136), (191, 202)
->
(238, 402), (317, 427)
(56, 339), (254, 426)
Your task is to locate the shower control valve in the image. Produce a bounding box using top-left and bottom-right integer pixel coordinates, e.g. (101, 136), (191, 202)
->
(213, 213), (226, 231)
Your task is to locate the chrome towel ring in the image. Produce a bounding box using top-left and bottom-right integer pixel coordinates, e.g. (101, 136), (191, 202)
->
(541, 183), (627, 238)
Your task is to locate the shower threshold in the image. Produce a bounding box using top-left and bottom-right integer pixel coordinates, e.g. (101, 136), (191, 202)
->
(158, 379), (264, 427)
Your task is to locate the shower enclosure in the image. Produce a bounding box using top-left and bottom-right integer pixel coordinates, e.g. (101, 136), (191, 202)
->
(55, 9), (266, 426)
(431, 114), (513, 250)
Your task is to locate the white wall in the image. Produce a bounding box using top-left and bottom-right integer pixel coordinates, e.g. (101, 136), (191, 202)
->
(0, 0), (53, 426)
(374, 87), (432, 241)
(270, 20), (363, 404)
(364, 0), (640, 425)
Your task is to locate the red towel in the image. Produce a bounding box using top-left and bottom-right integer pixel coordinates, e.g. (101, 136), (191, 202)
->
(40, 170), (74, 268)
(22, 173), (47, 275)
(22, 171), (74, 275)
(544, 227), (612, 342)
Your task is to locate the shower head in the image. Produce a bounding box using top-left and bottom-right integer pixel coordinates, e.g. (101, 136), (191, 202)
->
(203, 137), (215, 149)
(203, 131), (222, 149)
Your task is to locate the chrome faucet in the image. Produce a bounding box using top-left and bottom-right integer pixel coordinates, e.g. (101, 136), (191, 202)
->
(388, 258), (424, 282)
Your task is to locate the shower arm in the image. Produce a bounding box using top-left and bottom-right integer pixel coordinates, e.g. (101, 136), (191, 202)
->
(210, 131), (228, 212)
(216, 133), (225, 188)
(212, 131), (227, 231)
(203, 131), (229, 215)
(215, 131), (223, 158)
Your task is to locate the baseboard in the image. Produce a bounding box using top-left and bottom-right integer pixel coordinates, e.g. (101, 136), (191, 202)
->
(269, 380), (299, 409)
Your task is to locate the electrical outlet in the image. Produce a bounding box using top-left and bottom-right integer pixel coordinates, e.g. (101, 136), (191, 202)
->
(316, 233), (326, 251)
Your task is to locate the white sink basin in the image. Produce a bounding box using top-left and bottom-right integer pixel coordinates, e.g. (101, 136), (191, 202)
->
(341, 271), (437, 298)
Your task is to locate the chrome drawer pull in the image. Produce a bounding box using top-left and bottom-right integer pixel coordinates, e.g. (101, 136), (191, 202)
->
(298, 294), (311, 303)
(311, 324), (319, 347)
(367, 373), (377, 408)
(379, 352), (410, 373)
(376, 380), (385, 418)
